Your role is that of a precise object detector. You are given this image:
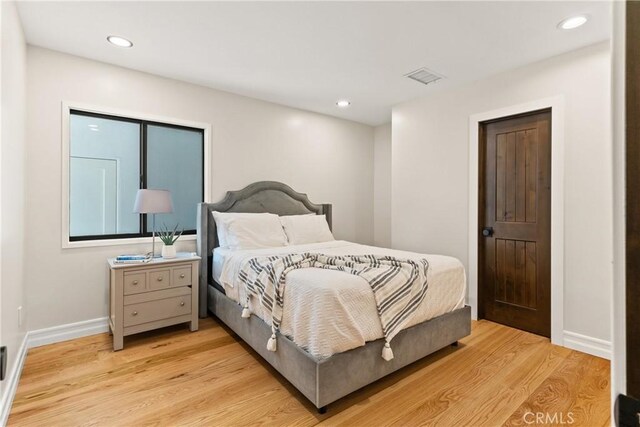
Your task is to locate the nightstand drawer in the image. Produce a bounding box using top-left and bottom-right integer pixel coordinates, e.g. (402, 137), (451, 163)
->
(123, 295), (191, 327)
(123, 286), (190, 305)
(173, 266), (192, 287)
(123, 272), (146, 295)
(148, 269), (171, 291)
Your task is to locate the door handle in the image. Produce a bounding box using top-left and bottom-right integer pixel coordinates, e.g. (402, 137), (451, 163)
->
(482, 227), (494, 237)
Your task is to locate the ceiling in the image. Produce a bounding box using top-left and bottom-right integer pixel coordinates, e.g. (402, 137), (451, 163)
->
(16, 1), (611, 126)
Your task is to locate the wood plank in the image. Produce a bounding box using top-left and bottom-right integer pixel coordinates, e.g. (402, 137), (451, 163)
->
(516, 131), (527, 222)
(515, 240), (526, 306)
(422, 339), (572, 427)
(526, 241), (537, 309)
(7, 318), (610, 426)
(505, 239), (516, 303)
(503, 351), (610, 427)
(525, 129), (538, 223)
(496, 133), (507, 222)
(496, 239), (506, 302)
(16, 323), (232, 394)
(505, 132), (517, 222)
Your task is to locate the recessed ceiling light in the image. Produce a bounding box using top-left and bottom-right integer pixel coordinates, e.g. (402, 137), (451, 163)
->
(558, 15), (588, 30)
(107, 35), (133, 48)
(336, 100), (351, 108)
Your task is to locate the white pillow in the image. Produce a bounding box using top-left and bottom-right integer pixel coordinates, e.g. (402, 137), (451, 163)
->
(212, 212), (288, 250)
(280, 214), (334, 245)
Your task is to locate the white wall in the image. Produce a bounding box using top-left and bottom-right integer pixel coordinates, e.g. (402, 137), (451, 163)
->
(373, 123), (391, 247)
(0, 0), (27, 414)
(25, 46), (374, 331)
(392, 42), (612, 344)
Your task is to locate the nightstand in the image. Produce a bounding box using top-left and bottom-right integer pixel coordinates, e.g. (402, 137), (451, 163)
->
(108, 253), (201, 351)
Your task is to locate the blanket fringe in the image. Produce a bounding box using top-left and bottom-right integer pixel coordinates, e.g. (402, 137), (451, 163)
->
(382, 341), (394, 361)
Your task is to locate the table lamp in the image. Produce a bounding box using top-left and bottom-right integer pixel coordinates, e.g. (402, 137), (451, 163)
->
(133, 189), (174, 257)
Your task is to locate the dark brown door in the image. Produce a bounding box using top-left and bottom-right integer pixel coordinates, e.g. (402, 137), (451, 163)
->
(626, 0), (640, 402)
(479, 110), (551, 337)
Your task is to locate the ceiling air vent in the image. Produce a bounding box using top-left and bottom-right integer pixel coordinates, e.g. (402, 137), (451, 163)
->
(405, 67), (444, 86)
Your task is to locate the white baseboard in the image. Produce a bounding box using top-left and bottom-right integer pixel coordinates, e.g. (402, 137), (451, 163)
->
(0, 333), (28, 427)
(27, 317), (109, 349)
(563, 330), (611, 360)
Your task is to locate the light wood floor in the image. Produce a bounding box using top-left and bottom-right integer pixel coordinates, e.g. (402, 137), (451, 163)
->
(8, 317), (610, 426)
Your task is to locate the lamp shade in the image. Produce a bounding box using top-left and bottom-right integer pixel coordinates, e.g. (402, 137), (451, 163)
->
(133, 189), (173, 214)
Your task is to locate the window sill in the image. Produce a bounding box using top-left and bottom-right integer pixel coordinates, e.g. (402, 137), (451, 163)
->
(62, 234), (197, 249)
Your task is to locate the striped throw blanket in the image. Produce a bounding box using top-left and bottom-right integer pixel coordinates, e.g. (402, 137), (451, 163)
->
(237, 253), (429, 361)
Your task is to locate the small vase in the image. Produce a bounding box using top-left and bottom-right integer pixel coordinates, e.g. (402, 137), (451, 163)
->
(162, 245), (176, 259)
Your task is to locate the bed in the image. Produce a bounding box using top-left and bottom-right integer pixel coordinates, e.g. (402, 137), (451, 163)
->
(196, 181), (471, 412)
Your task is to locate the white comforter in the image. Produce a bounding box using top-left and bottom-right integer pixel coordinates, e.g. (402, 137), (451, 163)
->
(214, 240), (466, 359)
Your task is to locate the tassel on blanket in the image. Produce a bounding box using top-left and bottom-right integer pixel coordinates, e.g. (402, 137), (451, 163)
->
(241, 296), (251, 318)
(241, 305), (251, 318)
(267, 333), (277, 352)
(382, 341), (394, 361)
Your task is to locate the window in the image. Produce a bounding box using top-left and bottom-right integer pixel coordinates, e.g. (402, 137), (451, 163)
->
(68, 109), (204, 242)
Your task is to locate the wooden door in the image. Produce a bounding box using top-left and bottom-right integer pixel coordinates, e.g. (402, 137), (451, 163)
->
(626, 0), (640, 402)
(479, 110), (551, 337)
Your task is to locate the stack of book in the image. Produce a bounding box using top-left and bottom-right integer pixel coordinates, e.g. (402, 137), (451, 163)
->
(114, 254), (152, 264)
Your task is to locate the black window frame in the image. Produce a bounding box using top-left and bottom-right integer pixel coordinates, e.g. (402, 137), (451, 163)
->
(69, 109), (205, 242)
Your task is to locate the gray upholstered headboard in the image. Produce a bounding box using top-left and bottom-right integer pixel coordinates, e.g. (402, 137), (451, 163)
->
(196, 181), (332, 317)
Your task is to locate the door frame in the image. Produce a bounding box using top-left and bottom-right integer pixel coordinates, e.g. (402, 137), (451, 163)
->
(468, 96), (565, 346)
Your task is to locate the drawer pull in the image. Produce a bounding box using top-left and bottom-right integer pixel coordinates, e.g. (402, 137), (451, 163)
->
(157, 277), (163, 282)
(132, 280), (138, 285)
(180, 301), (185, 306)
(132, 311), (138, 316)
(180, 274), (185, 279)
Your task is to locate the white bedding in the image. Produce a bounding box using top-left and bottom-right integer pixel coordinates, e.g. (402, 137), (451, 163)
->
(213, 240), (466, 359)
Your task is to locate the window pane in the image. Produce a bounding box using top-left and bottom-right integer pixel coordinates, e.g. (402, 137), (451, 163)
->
(70, 113), (140, 237)
(146, 125), (203, 233)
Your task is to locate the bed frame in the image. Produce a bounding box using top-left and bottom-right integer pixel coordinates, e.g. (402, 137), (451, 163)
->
(196, 181), (471, 412)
